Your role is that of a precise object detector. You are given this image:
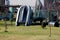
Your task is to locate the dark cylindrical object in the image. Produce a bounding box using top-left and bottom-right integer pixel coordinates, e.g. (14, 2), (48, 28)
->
(42, 22), (47, 28)
(54, 21), (59, 27)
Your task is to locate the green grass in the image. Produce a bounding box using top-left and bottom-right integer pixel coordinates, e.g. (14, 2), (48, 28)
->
(0, 21), (60, 40)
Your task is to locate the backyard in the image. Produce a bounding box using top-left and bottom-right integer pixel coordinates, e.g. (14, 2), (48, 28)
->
(0, 21), (60, 40)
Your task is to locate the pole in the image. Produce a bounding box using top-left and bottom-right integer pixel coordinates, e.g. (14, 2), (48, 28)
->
(49, 26), (51, 37)
(48, 9), (51, 37)
(4, 8), (8, 32)
(4, 18), (8, 32)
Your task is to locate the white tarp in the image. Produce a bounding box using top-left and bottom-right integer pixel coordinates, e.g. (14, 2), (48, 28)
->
(10, 0), (44, 7)
(10, 0), (36, 7)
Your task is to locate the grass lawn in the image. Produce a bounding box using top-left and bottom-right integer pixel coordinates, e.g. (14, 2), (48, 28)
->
(0, 21), (60, 40)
